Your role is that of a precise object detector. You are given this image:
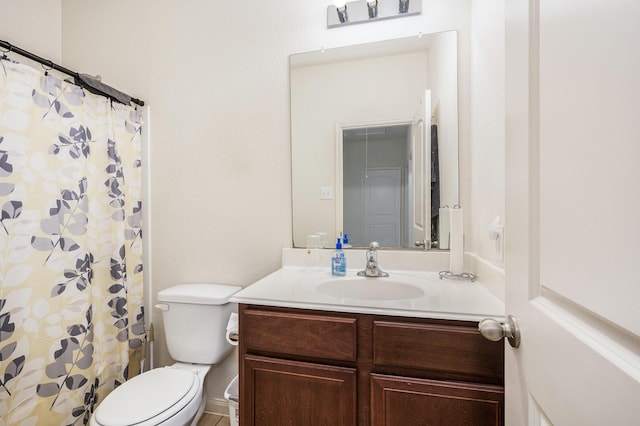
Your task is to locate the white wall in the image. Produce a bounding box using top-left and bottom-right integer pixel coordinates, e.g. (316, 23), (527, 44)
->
(2, 0), (505, 413)
(468, 0), (506, 287)
(0, 0), (62, 64)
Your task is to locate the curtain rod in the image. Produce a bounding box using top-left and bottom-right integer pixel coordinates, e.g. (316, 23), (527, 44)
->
(0, 39), (144, 107)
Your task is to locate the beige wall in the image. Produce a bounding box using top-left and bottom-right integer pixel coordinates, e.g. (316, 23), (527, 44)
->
(2, 0), (505, 413)
(0, 0), (62, 64)
(469, 0), (506, 271)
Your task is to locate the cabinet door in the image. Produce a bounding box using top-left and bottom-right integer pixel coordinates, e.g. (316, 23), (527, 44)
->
(242, 354), (357, 426)
(371, 374), (503, 426)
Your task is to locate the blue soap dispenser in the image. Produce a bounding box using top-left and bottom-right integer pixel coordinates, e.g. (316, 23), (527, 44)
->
(331, 238), (347, 276)
(342, 233), (352, 248)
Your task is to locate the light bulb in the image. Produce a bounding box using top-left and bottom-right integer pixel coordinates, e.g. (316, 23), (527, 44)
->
(366, 0), (378, 18)
(334, 0), (348, 23)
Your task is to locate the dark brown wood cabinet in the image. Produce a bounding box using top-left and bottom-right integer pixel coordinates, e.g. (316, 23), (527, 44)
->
(239, 304), (504, 426)
(370, 374), (503, 426)
(243, 355), (357, 425)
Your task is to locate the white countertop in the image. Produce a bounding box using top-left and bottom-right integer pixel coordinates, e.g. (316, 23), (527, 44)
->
(231, 264), (505, 322)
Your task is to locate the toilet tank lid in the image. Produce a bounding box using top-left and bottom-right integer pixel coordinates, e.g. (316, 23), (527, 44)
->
(157, 283), (242, 305)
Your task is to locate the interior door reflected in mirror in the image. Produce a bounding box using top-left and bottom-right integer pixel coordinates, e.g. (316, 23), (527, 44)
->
(291, 31), (459, 249)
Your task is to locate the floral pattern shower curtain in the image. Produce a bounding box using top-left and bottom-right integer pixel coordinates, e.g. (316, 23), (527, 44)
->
(0, 59), (146, 425)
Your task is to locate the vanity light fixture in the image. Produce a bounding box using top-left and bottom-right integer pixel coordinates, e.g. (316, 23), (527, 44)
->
(327, 0), (421, 28)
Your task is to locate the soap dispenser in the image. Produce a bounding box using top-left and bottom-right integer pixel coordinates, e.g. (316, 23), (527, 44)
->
(342, 233), (352, 248)
(331, 238), (347, 276)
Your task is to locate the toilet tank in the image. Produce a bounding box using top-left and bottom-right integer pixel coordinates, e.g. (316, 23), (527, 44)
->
(157, 283), (242, 364)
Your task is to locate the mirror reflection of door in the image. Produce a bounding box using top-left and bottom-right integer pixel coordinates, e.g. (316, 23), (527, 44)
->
(342, 125), (411, 248)
(362, 168), (403, 247)
(340, 90), (436, 249)
(410, 89), (433, 249)
(410, 119), (426, 248)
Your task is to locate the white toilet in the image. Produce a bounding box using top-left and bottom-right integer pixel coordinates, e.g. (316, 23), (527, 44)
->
(91, 283), (241, 426)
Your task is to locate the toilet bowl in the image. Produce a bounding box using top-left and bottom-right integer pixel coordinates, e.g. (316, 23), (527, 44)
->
(90, 363), (210, 426)
(90, 283), (241, 426)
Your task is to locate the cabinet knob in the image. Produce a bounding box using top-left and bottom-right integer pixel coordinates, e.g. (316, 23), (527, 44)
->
(478, 315), (520, 348)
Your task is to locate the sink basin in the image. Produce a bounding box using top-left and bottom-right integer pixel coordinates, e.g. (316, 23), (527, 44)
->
(316, 277), (425, 300)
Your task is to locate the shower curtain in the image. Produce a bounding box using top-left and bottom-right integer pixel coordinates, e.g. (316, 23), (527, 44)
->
(0, 58), (145, 425)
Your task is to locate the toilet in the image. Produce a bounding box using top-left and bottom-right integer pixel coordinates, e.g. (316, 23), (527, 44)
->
(91, 283), (241, 426)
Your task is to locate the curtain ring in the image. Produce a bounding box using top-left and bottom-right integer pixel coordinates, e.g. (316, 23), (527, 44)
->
(0, 43), (10, 76)
(0, 43), (11, 60)
(42, 60), (54, 76)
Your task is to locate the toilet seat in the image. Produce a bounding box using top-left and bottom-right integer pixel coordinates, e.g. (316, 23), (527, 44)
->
(93, 368), (200, 426)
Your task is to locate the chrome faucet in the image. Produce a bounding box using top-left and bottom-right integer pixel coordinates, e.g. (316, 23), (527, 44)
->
(357, 241), (389, 277)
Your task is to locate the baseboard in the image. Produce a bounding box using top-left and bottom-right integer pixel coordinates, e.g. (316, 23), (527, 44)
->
(205, 397), (231, 417)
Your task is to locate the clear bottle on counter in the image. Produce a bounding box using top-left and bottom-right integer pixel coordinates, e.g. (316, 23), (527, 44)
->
(331, 238), (347, 276)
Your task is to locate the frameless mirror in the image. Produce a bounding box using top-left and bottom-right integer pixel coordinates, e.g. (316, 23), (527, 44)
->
(291, 31), (459, 249)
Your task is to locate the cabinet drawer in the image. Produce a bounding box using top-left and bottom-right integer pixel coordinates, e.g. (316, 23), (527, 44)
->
(242, 308), (357, 362)
(373, 321), (503, 382)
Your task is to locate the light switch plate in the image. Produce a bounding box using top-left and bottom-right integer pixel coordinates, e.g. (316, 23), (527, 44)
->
(320, 186), (333, 200)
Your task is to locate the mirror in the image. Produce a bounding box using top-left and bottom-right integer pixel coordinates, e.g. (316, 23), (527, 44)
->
(291, 31), (459, 249)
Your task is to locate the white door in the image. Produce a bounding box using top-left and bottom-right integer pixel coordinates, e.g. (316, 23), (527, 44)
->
(504, 0), (640, 424)
(363, 168), (403, 247)
(411, 90), (431, 248)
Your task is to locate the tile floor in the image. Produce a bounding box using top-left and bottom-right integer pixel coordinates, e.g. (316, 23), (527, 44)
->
(197, 412), (231, 426)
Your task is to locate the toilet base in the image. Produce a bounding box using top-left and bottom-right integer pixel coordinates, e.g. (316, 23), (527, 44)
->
(190, 390), (207, 426)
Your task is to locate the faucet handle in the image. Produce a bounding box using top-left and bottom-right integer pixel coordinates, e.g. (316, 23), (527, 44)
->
(358, 241), (389, 277)
(366, 242), (380, 267)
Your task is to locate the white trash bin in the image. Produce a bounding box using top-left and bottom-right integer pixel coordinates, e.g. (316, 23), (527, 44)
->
(224, 375), (239, 426)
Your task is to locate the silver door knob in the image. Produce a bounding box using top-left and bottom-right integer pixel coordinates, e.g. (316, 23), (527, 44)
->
(414, 240), (431, 249)
(478, 315), (521, 348)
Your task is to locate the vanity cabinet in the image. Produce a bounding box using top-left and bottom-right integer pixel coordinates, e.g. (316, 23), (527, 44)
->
(238, 304), (504, 426)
